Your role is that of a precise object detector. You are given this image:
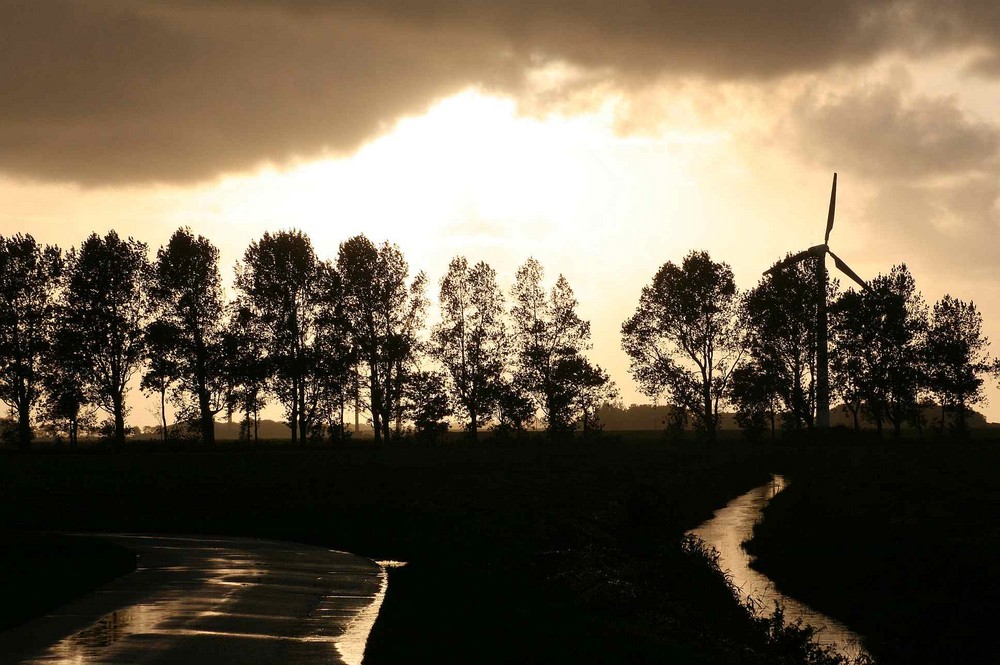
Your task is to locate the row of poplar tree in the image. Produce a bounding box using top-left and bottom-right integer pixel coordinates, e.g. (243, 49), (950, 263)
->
(622, 251), (1000, 442)
(0, 229), (617, 448)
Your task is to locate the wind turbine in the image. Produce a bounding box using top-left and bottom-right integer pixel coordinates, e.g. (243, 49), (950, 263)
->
(762, 173), (870, 429)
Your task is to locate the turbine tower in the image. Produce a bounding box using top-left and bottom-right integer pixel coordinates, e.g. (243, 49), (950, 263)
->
(763, 173), (870, 429)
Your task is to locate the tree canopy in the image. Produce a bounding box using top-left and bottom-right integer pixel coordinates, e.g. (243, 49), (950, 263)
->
(622, 251), (742, 442)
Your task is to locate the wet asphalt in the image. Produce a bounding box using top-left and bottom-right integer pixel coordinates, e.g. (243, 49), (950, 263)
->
(0, 534), (385, 664)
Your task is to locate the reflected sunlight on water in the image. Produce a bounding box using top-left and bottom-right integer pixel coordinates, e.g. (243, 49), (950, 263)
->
(689, 476), (870, 660)
(19, 536), (385, 665)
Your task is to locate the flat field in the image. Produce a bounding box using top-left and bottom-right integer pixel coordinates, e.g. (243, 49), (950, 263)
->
(0, 436), (799, 664)
(6, 433), (994, 663)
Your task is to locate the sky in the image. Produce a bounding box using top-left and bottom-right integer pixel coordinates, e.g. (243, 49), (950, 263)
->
(2, 1), (999, 425)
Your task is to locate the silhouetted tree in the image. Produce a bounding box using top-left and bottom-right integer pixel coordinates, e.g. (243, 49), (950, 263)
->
(42, 313), (93, 447)
(140, 320), (181, 442)
(743, 258), (825, 430)
(556, 354), (617, 436)
(829, 290), (868, 431)
(337, 235), (427, 443)
(924, 295), (997, 435)
(731, 361), (781, 440)
(831, 265), (926, 438)
(432, 257), (508, 438)
(305, 267), (355, 442)
(61, 232), (150, 446)
(622, 251), (743, 443)
(511, 258), (611, 435)
(235, 230), (348, 444)
(150, 228), (229, 444)
(41, 371), (92, 446)
(222, 305), (270, 442)
(404, 369), (452, 441)
(493, 377), (535, 437)
(0, 234), (62, 448)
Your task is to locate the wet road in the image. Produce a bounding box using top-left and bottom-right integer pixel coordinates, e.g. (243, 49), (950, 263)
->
(0, 535), (386, 664)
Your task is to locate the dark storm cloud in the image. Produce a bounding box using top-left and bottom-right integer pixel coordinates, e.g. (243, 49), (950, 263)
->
(2, 0), (1000, 184)
(789, 81), (1000, 180)
(0, 1), (526, 184)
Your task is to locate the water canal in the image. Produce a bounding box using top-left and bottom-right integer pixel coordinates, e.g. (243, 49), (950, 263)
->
(689, 475), (869, 660)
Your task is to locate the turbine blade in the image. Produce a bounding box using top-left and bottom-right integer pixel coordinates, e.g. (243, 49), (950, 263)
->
(828, 250), (870, 291)
(824, 172), (837, 245)
(763, 249), (812, 276)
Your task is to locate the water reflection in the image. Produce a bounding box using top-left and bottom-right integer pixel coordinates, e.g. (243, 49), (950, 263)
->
(17, 536), (385, 664)
(71, 609), (133, 649)
(689, 476), (868, 660)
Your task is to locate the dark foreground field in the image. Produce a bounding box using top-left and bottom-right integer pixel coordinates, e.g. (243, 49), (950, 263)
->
(0, 437), (848, 664)
(745, 440), (1000, 665)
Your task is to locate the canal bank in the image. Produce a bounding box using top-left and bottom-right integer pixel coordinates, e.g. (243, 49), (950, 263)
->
(744, 444), (1000, 664)
(689, 476), (869, 660)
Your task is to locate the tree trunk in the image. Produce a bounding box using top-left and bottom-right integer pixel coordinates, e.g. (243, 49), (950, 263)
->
(17, 404), (32, 450)
(198, 388), (214, 445)
(161, 388), (168, 442)
(956, 398), (967, 436)
(113, 391), (126, 446)
(703, 383), (715, 444)
(289, 381), (299, 446)
(296, 377), (308, 443)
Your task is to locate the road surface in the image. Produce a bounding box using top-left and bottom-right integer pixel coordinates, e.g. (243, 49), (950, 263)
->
(0, 534), (386, 664)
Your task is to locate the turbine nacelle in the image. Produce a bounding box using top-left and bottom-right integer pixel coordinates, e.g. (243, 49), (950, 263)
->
(762, 174), (870, 292)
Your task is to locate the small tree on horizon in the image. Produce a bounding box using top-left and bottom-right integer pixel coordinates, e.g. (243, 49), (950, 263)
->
(140, 319), (182, 442)
(924, 295), (998, 435)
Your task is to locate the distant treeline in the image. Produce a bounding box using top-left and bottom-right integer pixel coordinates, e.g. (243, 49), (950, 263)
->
(597, 402), (995, 433)
(0, 231), (997, 449)
(0, 229), (615, 448)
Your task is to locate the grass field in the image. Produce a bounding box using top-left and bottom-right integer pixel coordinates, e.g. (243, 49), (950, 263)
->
(4, 433), (994, 663)
(0, 435), (855, 664)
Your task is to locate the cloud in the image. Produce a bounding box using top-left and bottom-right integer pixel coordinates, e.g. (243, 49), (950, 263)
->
(863, 176), (1000, 279)
(788, 79), (1000, 181)
(0, 1), (526, 184)
(2, 0), (1000, 185)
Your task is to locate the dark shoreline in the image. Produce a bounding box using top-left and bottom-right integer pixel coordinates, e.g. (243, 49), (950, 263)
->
(0, 532), (136, 633)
